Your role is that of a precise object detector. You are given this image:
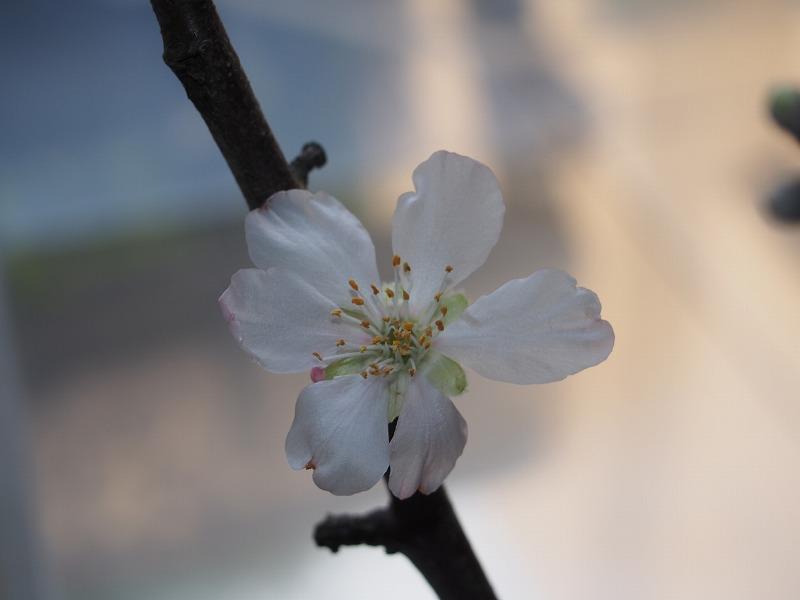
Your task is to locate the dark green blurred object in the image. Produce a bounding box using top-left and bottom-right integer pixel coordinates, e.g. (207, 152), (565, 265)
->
(769, 86), (800, 143)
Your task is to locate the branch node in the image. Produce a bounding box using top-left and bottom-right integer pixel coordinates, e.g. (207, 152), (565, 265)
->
(291, 142), (328, 188)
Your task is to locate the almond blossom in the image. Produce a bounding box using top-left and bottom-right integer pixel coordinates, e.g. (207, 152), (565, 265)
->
(219, 151), (614, 499)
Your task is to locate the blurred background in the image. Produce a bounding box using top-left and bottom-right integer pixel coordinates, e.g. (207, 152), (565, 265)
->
(3, 0), (800, 598)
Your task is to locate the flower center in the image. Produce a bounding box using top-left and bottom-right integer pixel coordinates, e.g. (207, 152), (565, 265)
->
(312, 255), (455, 381)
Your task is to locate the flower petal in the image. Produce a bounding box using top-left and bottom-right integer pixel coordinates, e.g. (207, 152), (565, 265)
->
(246, 190), (380, 305)
(388, 376), (467, 500)
(392, 151), (505, 314)
(435, 269), (614, 384)
(219, 268), (364, 373)
(286, 375), (390, 495)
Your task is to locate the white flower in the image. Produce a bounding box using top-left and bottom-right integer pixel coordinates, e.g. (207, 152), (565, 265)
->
(219, 151), (614, 499)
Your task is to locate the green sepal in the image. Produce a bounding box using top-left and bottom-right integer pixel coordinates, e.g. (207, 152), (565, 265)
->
(387, 373), (409, 422)
(342, 307), (365, 320)
(420, 350), (467, 397)
(324, 355), (371, 379)
(441, 293), (468, 325)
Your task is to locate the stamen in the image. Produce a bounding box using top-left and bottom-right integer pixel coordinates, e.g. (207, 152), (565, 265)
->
(402, 322), (414, 332)
(435, 320), (444, 331)
(392, 255), (401, 267)
(360, 320), (371, 329)
(336, 339), (346, 347)
(434, 293), (442, 303)
(445, 265), (454, 273)
(440, 306), (448, 316)
(360, 371), (368, 379)
(351, 297), (365, 306)
(360, 345), (367, 353)
(402, 289), (410, 301)
(348, 279), (359, 291)
(370, 284), (380, 295)
(312, 352), (323, 361)
(385, 288), (395, 299)
(403, 262), (411, 273)
(330, 308), (343, 317)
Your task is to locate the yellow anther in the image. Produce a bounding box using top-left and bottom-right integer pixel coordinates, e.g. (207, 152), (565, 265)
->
(418, 335), (427, 345)
(351, 297), (365, 306)
(312, 352), (323, 361)
(382, 316), (391, 323)
(348, 279), (359, 291)
(360, 345), (367, 353)
(434, 293), (442, 303)
(392, 255), (401, 267)
(330, 308), (343, 317)
(445, 265), (454, 273)
(385, 288), (395, 299)
(336, 339), (346, 347)
(371, 335), (385, 345)
(425, 326), (433, 337)
(440, 306), (448, 316)
(403, 262), (411, 273)
(402, 289), (410, 301)
(402, 322), (414, 332)
(370, 284), (380, 295)
(360, 320), (370, 329)
(360, 371), (368, 379)
(435, 320), (444, 331)
(382, 367), (393, 376)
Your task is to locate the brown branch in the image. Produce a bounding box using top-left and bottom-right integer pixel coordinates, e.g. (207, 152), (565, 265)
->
(150, 2), (495, 598)
(316, 483), (497, 600)
(151, 0), (300, 208)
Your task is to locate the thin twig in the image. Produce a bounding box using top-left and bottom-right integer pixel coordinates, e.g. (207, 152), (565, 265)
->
(151, 0), (298, 208)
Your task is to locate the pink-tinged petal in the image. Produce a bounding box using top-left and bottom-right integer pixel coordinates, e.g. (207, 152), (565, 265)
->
(286, 375), (390, 495)
(309, 367), (326, 382)
(246, 190), (380, 305)
(436, 269), (614, 384)
(391, 151), (504, 314)
(219, 268), (361, 374)
(388, 377), (467, 500)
